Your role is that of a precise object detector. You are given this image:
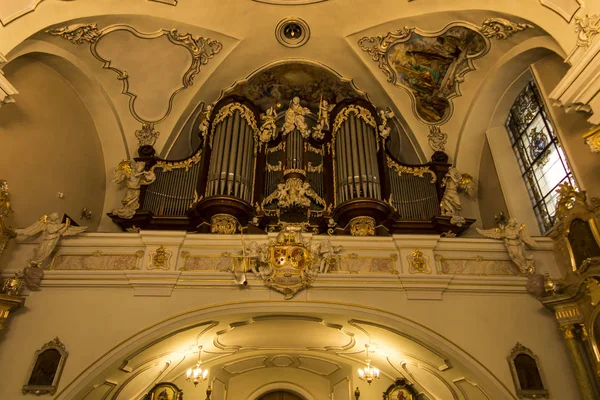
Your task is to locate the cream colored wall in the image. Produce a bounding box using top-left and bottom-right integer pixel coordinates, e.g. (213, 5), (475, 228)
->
(0, 283), (579, 399)
(0, 55), (105, 232)
(478, 138), (509, 230)
(531, 54), (600, 199)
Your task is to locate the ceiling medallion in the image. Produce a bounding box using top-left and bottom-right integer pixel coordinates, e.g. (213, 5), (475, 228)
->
(275, 18), (311, 48)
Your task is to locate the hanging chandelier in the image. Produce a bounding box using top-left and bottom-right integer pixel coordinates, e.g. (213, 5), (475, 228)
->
(186, 345), (209, 386)
(357, 344), (380, 385)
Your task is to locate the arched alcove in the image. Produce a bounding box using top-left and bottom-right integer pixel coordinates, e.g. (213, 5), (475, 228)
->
(53, 302), (516, 400)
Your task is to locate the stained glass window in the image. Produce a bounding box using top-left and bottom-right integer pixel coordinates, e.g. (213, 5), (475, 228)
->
(506, 81), (575, 232)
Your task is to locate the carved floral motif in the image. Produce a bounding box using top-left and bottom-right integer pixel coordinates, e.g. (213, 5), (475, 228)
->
(348, 217), (375, 237)
(574, 14), (600, 47)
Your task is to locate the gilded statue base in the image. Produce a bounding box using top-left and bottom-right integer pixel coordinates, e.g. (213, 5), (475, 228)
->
(0, 294), (25, 332)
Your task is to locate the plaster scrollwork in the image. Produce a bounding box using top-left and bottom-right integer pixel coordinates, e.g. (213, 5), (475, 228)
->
(574, 14), (600, 48)
(263, 177), (326, 210)
(427, 125), (448, 152)
(46, 24), (223, 124)
(478, 18), (534, 40)
(0, 53), (18, 107)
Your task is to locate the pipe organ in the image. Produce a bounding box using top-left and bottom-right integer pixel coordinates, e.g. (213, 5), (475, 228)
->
(109, 94), (474, 236)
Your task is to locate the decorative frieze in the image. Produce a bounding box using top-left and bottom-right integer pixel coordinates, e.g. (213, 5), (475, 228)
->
(50, 251), (144, 270)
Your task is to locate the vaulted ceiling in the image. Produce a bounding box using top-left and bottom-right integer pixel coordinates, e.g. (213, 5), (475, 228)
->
(0, 0), (582, 230)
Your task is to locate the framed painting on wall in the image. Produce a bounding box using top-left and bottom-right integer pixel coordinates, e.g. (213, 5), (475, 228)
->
(383, 378), (418, 400)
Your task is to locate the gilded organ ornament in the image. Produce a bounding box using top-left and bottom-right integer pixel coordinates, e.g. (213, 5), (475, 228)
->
(1, 271), (23, 296)
(242, 224), (340, 299)
(348, 217), (375, 237)
(149, 246), (171, 270)
(259, 105), (279, 144)
(211, 214), (239, 234)
(407, 249), (431, 274)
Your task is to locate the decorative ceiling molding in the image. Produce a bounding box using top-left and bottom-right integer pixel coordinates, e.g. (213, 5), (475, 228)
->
(539, 0), (582, 23)
(428, 125), (447, 152)
(358, 18), (532, 124)
(0, 0), (43, 27)
(0, 53), (18, 107)
(275, 17), (311, 48)
(574, 14), (600, 48)
(45, 23), (223, 124)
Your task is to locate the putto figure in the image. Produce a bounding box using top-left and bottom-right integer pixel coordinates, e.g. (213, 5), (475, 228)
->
(477, 217), (538, 274)
(259, 105), (278, 144)
(112, 160), (156, 219)
(378, 107), (394, 139)
(198, 103), (213, 142)
(282, 96), (311, 137)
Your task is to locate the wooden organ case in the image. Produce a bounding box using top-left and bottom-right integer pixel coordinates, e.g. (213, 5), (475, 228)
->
(109, 95), (474, 236)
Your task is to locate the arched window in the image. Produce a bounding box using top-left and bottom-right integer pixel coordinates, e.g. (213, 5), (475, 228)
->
(506, 81), (575, 232)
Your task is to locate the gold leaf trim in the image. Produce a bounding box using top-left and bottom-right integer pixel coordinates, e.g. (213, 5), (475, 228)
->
(153, 150), (202, 172)
(387, 156), (436, 183)
(332, 105), (377, 134)
(210, 103), (258, 147)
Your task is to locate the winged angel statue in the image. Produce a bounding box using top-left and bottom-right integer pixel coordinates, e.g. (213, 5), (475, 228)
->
(16, 213), (87, 289)
(477, 218), (537, 274)
(17, 213), (87, 267)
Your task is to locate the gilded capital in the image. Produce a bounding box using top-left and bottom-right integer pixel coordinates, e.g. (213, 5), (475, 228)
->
(582, 125), (600, 153)
(560, 324), (576, 340)
(0, 294), (25, 331)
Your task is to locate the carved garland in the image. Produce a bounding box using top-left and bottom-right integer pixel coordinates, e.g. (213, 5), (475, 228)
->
(153, 150), (202, 172)
(209, 102), (259, 148)
(387, 156), (437, 183)
(46, 23), (222, 124)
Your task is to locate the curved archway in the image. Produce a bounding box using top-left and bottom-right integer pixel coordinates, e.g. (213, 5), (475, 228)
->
(6, 40), (130, 230)
(249, 382), (313, 400)
(54, 301), (517, 400)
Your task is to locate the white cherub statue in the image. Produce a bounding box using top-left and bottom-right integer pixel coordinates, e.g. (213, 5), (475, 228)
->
(477, 217), (538, 274)
(282, 96), (311, 137)
(198, 104), (213, 141)
(112, 160), (156, 219)
(259, 105), (278, 144)
(378, 108), (394, 139)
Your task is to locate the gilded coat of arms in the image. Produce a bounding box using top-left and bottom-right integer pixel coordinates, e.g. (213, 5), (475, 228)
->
(242, 224), (340, 299)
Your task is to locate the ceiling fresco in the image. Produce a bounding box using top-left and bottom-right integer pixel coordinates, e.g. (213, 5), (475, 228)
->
(359, 24), (489, 124)
(358, 19), (533, 125)
(223, 61), (367, 112)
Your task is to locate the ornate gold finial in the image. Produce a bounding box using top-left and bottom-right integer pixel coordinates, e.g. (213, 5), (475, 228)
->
(1, 271), (23, 296)
(135, 123), (160, 147)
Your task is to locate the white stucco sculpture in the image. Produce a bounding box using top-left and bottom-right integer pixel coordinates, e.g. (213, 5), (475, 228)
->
(112, 160), (156, 219)
(440, 167), (477, 218)
(378, 107), (394, 139)
(259, 105), (278, 144)
(282, 96), (311, 137)
(17, 213), (87, 267)
(477, 218), (538, 274)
